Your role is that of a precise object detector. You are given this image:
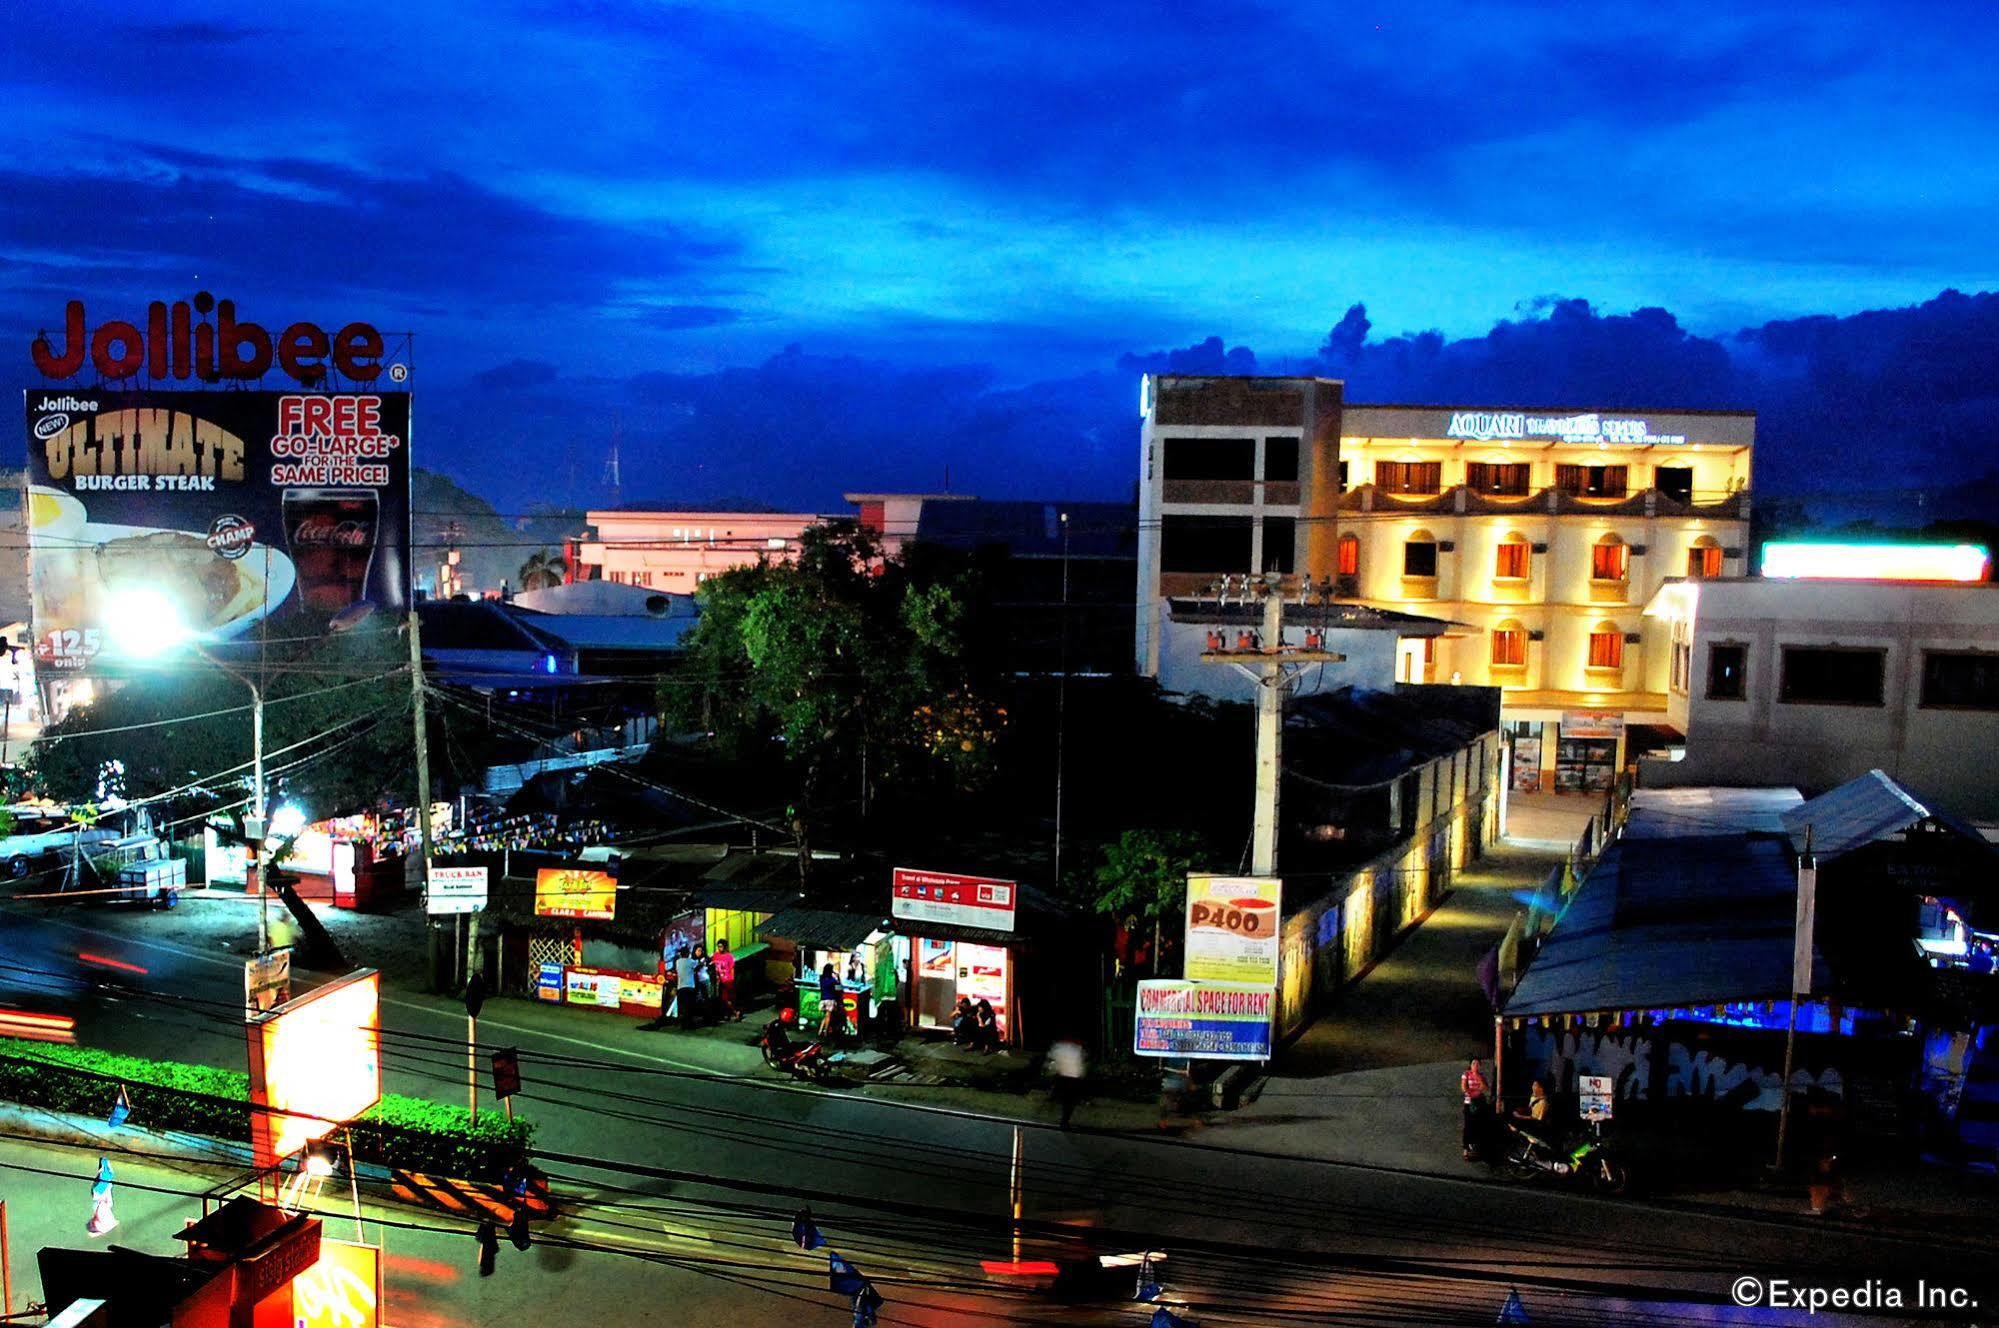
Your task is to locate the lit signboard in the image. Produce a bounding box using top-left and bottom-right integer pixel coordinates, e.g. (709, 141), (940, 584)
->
(892, 867), (1016, 932)
(247, 970), (382, 1168)
(1184, 876), (1282, 985)
(1134, 980), (1273, 1060)
(534, 867), (617, 921)
(289, 1238), (381, 1328)
(1761, 542), (1989, 583)
(1445, 411), (1685, 446)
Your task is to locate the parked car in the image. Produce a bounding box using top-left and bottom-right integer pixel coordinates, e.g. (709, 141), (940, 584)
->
(0, 807), (117, 880)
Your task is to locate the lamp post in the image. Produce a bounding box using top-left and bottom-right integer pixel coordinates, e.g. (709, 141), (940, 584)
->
(104, 589), (271, 953)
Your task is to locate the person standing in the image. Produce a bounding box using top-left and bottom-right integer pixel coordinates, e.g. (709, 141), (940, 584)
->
(1459, 1056), (1491, 1160)
(818, 961), (844, 1039)
(713, 940), (739, 1021)
(674, 946), (698, 1029)
(1049, 1038), (1087, 1129)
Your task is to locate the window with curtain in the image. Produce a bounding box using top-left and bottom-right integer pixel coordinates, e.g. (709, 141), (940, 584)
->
(1591, 538), (1630, 581)
(1336, 533), (1359, 576)
(1687, 541), (1723, 578)
(1376, 461), (1442, 494)
(1587, 629), (1624, 670)
(1491, 624), (1526, 668)
(1556, 464), (1628, 497)
(1466, 462), (1531, 495)
(1495, 538), (1530, 580)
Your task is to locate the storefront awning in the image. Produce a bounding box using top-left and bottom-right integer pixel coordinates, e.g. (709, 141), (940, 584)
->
(892, 918), (1021, 949)
(758, 907), (890, 951)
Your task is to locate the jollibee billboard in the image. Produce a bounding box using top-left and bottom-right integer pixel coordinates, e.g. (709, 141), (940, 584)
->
(23, 388), (411, 671)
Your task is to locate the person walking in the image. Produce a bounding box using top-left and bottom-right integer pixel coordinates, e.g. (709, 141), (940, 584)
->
(1459, 1056), (1491, 1160)
(713, 940), (739, 1021)
(1049, 1038), (1087, 1129)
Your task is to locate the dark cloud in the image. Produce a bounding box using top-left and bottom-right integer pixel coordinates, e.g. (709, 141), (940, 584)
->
(1117, 337), (1260, 377)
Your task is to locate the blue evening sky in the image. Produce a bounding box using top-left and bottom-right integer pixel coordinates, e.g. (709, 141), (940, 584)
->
(5, 2), (1997, 509)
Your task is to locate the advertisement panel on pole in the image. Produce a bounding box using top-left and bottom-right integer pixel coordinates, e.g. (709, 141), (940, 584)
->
(1134, 981), (1274, 1060)
(535, 867), (616, 920)
(247, 970), (382, 1168)
(23, 389), (412, 673)
(245, 947), (293, 1016)
(426, 865), (488, 916)
(891, 867), (1016, 933)
(290, 1238), (381, 1328)
(1184, 876), (1282, 985)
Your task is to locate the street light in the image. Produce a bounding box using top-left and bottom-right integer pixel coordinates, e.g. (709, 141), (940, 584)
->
(105, 588), (271, 954)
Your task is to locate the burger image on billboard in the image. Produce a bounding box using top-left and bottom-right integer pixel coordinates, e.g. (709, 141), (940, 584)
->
(22, 388), (410, 671)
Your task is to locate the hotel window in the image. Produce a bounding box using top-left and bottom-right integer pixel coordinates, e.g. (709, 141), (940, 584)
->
(1403, 532), (1439, 579)
(1466, 462), (1531, 495)
(633, 571), (653, 588)
(1587, 625), (1625, 671)
(1336, 533), (1360, 576)
(1920, 651), (1999, 710)
(1376, 461), (1442, 495)
(1555, 464), (1628, 498)
(1707, 643), (1747, 700)
(1687, 537), (1723, 579)
(1491, 621), (1527, 669)
(1495, 535), (1530, 580)
(608, 570), (626, 584)
(1160, 514), (1254, 573)
(1656, 466), (1695, 503)
(1163, 437), (1255, 480)
(1779, 646), (1885, 707)
(1261, 517), (1297, 574)
(1591, 534), (1630, 582)
(1337, 460), (1350, 492)
(1263, 436), (1299, 483)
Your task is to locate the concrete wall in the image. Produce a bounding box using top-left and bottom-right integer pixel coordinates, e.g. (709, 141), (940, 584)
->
(1644, 579), (1999, 817)
(1276, 729), (1502, 1037)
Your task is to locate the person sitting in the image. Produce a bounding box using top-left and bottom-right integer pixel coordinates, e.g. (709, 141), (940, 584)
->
(1510, 1079), (1553, 1145)
(972, 998), (1000, 1054)
(950, 995), (977, 1046)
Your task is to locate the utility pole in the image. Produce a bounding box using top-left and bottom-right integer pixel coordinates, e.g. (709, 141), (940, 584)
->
(408, 608), (439, 987)
(1053, 511), (1070, 889)
(250, 677), (267, 954)
(1775, 824), (1816, 1171)
(1198, 575), (1343, 876)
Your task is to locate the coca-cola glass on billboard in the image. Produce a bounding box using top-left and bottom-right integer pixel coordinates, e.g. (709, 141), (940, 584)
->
(283, 488), (379, 613)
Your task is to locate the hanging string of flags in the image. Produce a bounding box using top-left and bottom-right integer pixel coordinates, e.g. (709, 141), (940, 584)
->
(793, 1210), (884, 1327)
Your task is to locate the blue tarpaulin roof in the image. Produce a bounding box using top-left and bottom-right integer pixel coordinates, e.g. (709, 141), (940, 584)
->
(1623, 786), (1803, 840)
(1504, 834), (1827, 1019)
(1781, 768), (1930, 860)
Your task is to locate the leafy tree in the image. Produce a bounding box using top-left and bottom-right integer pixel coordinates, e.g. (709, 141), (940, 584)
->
(28, 622), (426, 822)
(1087, 828), (1212, 976)
(518, 549), (567, 590)
(661, 522), (996, 877)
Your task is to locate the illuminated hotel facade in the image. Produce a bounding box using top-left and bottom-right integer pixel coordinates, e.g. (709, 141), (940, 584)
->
(1135, 375), (1754, 789)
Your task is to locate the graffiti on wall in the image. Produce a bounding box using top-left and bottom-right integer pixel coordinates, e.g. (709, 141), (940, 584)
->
(1522, 1026), (1844, 1111)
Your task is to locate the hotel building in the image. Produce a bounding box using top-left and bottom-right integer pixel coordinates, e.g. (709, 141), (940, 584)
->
(1135, 375), (1754, 791)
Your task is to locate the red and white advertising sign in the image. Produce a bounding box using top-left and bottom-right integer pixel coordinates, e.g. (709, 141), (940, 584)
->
(892, 867), (1016, 933)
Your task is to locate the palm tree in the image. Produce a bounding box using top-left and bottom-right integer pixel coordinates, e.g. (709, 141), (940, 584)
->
(518, 548), (567, 591)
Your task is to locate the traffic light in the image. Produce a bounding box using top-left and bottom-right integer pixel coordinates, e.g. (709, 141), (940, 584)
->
(465, 970), (488, 1021)
(477, 1220), (499, 1277)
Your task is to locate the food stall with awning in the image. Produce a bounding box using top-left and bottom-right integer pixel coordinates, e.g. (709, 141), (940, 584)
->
(757, 906), (899, 1033)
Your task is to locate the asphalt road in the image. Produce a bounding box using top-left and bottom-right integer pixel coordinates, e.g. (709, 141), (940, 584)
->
(0, 899), (1992, 1327)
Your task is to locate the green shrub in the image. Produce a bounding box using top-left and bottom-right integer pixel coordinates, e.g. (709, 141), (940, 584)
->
(0, 1038), (532, 1179)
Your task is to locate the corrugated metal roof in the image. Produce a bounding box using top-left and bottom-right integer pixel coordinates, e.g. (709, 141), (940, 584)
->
(1504, 834), (1827, 1018)
(1781, 768), (1929, 859)
(758, 907), (891, 951)
(1624, 787), (1804, 839)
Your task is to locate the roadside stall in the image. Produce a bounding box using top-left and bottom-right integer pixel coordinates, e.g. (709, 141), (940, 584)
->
(888, 869), (1085, 1051)
(756, 908), (899, 1036)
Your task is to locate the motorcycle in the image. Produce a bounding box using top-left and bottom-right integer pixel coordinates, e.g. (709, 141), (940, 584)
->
(1504, 1122), (1630, 1195)
(759, 1018), (833, 1082)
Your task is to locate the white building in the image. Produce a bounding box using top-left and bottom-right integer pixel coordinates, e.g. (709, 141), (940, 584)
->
(1642, 575), (1999, 817)
(569, 508), (825, 590)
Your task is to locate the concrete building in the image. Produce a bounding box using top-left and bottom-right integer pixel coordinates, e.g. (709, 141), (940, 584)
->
(569, 507), (824, 590)
(1642, 576), (1999, 817)
(1134, 375), (1755, 786)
